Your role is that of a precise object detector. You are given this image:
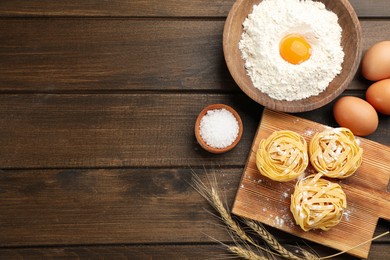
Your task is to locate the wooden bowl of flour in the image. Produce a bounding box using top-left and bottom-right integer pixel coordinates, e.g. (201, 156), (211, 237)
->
(223, 0), (362, 112)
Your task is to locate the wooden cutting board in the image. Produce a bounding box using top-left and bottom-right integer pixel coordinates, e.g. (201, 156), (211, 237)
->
(232, 109), (390, 259)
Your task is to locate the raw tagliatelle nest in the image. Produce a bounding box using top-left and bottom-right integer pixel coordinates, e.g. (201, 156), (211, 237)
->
(309, 128), (363, 179)
(290, 173), (347, 231)
(256, 130), (309, 182)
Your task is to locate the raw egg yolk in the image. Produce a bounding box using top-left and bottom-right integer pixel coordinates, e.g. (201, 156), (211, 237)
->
(279, 34), (312, 65)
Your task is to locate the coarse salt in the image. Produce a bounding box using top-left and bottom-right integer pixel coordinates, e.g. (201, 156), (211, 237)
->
(199, 108), (239, 149)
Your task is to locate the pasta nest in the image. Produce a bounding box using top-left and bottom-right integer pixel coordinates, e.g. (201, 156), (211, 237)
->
(290, 174), (347, 231)
(256, 130), (308, 182)
(309, 128), (363, 179)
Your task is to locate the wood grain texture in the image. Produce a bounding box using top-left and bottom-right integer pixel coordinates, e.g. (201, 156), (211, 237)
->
(0, 0), (388, 17)
(0, 168), (238, 246)
(0, 20), (234, 92)
(0, 245), (231, 259)
(0, 20), (389, 92)
(350, 0), (390, 18)
(0, 243), (390, 260)
(0, 93), (388, 169)
(0, 0), (389, 258)
(0, 94), (262, 169)
(0, 168), (388, 249)
(232, 109), (390, 258)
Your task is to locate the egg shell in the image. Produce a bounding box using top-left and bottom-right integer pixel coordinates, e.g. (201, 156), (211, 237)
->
(333, 96), (378, 136)
(362, 41), (390, 81)
(366, 79), (390, 115)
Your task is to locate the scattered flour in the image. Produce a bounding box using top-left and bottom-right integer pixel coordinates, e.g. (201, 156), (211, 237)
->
(239, 0), (344, 101)
(355, 137), (361, 146)
(304, 129), (315, 137)
(343, 208), (352, 222)
(274, 216), (285, 227)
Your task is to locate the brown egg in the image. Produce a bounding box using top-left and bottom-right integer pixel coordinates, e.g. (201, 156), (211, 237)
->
(362, 41), (390, 81)
(333, 96), (378, 136)
(366, 79), (390, 115)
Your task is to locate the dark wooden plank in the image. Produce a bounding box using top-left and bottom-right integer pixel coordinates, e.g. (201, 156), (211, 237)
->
(0, 94), (263, 169)
(0, 20), (389, 92)
(0, 245), (231, 260)
(0, 93), (389, 169)
(0, 0), (388, 18)
(304, 243), (390, 260)
(0, 243), (389, 260)
(0, 168), (240, 246)
(350, 0), (390, 18)
(0, 168), (388, 249)
(0, 20), (234, 92)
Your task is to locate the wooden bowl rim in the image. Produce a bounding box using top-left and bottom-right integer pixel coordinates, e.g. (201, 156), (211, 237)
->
(223, 0), (362, 113)
(195, 104), (243, 154)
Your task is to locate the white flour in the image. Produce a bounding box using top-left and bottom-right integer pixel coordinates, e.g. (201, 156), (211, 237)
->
(239, 0), (344, 101)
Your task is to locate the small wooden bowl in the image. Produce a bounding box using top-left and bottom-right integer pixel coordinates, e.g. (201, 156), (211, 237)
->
(195, 104), (243, 154)
(223, 0), (362, 112)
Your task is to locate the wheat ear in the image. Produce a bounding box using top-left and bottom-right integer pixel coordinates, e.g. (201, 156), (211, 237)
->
(191, 172), (280, 256)
(210, 186), (255, 244)
(244, 220), (318, 260)
(228, 246), (268, 260)
(190, 169), (389, 260)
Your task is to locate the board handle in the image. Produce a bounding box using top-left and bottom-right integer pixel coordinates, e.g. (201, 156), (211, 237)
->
(379, 193), (390, 222)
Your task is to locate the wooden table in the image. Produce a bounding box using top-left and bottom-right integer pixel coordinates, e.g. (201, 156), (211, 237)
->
(0, 1), (389, 259)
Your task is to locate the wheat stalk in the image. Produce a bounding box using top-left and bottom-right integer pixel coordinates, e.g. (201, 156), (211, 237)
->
(207, 180), (314, 260)
(210, 186), (256, 245)
(191, 170), (299, 258)
(190, 169), (388, 260)
(192, 172), (270, 252)
(206, 229), (269, 260)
